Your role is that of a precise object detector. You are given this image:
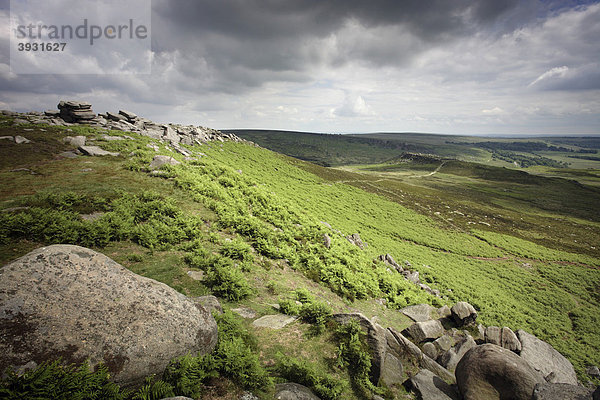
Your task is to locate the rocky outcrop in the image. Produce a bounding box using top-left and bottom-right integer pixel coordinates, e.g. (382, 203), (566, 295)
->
(0, 245), (218, 387)
(517, 330), (578, 385)
(3, 100), (243, 147)
(58, 100), (96, 123)
(456, 344), (545, 400)
(378, 253), (402, 271)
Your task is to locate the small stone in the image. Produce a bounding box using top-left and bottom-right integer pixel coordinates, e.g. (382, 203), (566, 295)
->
(63, 135), (87, 147)
(586, 365), (600, 377)
(232, 307), (257, 319)
(422, 342), (438, 359)
(190, 295), (222, 315)
(438, 305), (452, 318)
(14, 135), (31, 144)
(149, 155), (181, 170)
(78, 145), (120, 157)
(252, 314), (297, 329)
(501, 327), (521, 352)
(186, 270), (204, 281)
(323, 233), (331, 249)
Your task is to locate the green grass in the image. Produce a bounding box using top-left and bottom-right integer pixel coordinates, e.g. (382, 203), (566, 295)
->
(1, 119), (599, 394)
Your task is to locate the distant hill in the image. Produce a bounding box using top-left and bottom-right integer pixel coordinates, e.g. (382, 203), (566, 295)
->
(227, 129), (600, 170)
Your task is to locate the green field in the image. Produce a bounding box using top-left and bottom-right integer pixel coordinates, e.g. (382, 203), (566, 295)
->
(2, 119), (600, 398)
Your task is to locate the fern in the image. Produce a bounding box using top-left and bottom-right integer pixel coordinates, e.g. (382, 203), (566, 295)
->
(132, 376), (174, 400)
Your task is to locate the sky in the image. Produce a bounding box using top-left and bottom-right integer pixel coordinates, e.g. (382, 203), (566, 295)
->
(1, 0), (599, 135)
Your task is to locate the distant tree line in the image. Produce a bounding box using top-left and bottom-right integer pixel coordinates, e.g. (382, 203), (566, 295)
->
(447, 140), (594, 153)
(491, 150), (568, 168)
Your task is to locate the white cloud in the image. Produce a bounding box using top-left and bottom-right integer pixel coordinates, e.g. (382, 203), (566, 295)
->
(332, 94), (374, 117)
(482, 107), (505, 115)
(528, 66), (569, 87)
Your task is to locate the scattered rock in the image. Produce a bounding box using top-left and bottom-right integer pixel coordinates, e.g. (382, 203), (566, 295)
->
(63, 135), (87, 147)
(59, 151), (79, 158)
(14, 135), (31, 144)
(101, 134), (125, 141)
(380, 352), (404, 387)
(378, 254), (402, 271)
(587, 365), (600, 377)
(149, 155), (181, 170)
(409, 369), (460, 400)
(186, 270), (204, 281)
(190, 295), (222, 315)
(401, 304), (435, 322)
(78, 145), (120, 157)
(346, 233), (366, 249)
(451, 302), (477, 326)
(406, 320), (444, 343)
(323, 233), (331, 249)
(517, 330), (578, 385)
(240, 392), (259, 400)
(80, 212), (105, 221)
(402, 270), (420, 285)
(119, 110), (138, 121)
(252, 314), (297, 329)
(456, 344), (544, 400)
(434, 335), (454, 353)
(532, 382), (594, 400)
(232, 307), (258, 319)
(0, 245), (218, 387)
(0, 136), (13, 141)
(275, 383), (320, 400)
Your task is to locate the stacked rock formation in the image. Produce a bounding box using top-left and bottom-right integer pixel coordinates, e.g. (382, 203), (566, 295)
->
(57, 100), (96, 123)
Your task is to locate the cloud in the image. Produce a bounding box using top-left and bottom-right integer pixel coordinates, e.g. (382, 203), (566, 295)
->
(0, 0), (599, 134)
(529, 66), (569, 87)
(332, 94), (374, 117)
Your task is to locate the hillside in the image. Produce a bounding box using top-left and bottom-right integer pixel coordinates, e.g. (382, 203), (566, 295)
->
(228, 129), (600, 183)
(1, 108), (600, 399)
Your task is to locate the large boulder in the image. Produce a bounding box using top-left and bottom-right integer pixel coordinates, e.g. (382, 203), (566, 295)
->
(401, 304), (435, 322)
(0, 245), (218, 387)
(517, 330), (578, 384)
(455, 344), (544, 400)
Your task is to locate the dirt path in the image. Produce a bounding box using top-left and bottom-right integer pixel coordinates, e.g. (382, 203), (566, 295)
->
(406, 161), (447, 179)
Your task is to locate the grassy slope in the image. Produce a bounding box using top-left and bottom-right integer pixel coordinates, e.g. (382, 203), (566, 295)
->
(1, 118), (599, 393)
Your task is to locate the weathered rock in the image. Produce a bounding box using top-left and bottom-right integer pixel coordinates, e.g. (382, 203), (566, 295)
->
(380, 352), (404, 387)
(275, 383), (321, 400)
(409, 369), (460, 400)
(438, 305), (452, 318)
(456, 344), (544, 400)
(402, 270), (420, 285)
(386, 328), (456, 385)
(14, 135), (31, 144)
(333, 313), (387, 384)
(119, 110), (138, 121)
(485, 326), (502, 345)
(586, 365), (600, 377)
(501, 327), (521, 352)
(476, 324), (486, 343)
(378, 254), (402, 271)
(406, 320), (444, 343)
(190, 295), (222, 315)
(149, 155), (181, 170)
(434, 335), (454, 353)
(78, 145), (120, 156)
(517, 330), (578, 385)
(401, 304), (435, 322)
(439, 334), (476, 372)
(323, 234), (331, 249)
(106, 111), (126, 122)
(423, 342), (438, 359)
(63, 135), (87, 147)
(187, 270), (204, 281)
(451, 302), (477, 326)
(532, 382), (594, 400)
(252, 314), (297, 329)
(232, 307), (257, 319)
(346, 233), (366, 249)
(0, 245), (217, 387)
